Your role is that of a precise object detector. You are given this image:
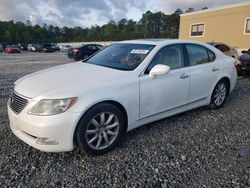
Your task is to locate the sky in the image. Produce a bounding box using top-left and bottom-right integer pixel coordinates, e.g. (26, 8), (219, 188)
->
(0, 0), (248, 28)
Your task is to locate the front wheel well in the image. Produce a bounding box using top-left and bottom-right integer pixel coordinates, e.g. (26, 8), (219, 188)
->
(75, 100), (128, 134)
(104, 100), (128, 131)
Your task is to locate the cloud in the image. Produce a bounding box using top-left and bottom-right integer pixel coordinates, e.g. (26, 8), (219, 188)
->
(0, 0), (43, 25)
(152, 0), (248, 14)
(0, 0), (248, 27)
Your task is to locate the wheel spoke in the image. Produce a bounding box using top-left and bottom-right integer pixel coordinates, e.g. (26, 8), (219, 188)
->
(103, 132), (110, 145)
(220, 84), (225, 90)
(215, 97), (219, 105)
(96, 136), (102, 149)
(104, 114), (114, 125)
(219, 97), (223, 104)
(86, 129), (99, 134)
(105, 122), (118, 130)
(91, 118), (100, 127)
(88, 134), (98, 144)
(100, 113), (105, 125)
(107, 130), (117, 136)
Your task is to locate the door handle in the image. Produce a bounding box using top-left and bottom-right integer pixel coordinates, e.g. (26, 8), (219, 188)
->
(179, 73), (189, 79)
(212, 67), (219, 71)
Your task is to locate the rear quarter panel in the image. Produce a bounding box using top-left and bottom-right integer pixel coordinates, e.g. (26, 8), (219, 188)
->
(210, 55), (237, 96)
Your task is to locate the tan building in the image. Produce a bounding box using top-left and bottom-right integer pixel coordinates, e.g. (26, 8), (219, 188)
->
(179, 2), (250, 49)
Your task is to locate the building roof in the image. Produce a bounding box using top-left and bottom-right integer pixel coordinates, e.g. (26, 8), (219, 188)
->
(180, 1), (250, 17)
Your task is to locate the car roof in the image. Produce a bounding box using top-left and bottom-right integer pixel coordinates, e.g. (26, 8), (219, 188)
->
(118, 39), (213, 47)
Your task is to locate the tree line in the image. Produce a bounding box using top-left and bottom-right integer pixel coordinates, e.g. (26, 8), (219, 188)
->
(0, 8), (203, 44)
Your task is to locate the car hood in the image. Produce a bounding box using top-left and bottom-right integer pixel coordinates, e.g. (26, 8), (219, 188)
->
(14, 62), (130, 98)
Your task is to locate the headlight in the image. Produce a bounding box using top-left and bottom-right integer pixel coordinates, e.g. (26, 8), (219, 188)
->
(28, 98), (77, 116)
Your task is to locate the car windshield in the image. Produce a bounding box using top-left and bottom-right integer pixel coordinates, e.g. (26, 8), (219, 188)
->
(85, 43), (155, 71)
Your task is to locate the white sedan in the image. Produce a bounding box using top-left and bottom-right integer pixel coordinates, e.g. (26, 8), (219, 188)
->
(7, 39), (237, 155)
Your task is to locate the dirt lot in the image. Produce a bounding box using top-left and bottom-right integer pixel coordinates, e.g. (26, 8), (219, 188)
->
(0, 52), (250, 187)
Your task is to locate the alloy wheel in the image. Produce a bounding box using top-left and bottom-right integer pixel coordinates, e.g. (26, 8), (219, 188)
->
(85, 112), (119, 150)
(214, 82), (226, 106)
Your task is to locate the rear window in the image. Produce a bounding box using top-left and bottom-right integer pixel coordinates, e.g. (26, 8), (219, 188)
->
(220, 45), (230, 52)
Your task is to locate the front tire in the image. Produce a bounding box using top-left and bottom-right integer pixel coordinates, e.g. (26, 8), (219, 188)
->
(74, 103), (126, 155)
(209, 80), (228, 109)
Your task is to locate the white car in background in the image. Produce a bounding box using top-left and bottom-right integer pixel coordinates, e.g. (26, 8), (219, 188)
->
(8, 39), (237, 155)
(59, 45), (72, 52)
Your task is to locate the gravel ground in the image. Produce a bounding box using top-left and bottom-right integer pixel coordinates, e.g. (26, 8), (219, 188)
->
(0, 52), (250, 187)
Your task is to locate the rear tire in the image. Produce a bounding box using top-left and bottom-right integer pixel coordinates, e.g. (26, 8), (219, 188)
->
(209, 80), (228, 109)
(74, 103), (126, 155)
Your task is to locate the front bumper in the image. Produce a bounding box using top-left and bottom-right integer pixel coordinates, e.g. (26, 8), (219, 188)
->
(7, 101), (81, 152)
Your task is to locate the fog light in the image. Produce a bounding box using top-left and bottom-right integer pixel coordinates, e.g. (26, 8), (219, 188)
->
(36, 138), (58, 145)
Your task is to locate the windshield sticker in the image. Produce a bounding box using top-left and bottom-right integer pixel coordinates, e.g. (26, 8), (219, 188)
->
(130, 49), (149, 54)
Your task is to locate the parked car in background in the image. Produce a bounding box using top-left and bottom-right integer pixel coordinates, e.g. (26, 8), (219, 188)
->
(208, 42), (239, 58)
(68, 44), (103, 61)
(236, 49), (250, 75)
(208, 42), (241, 75)
(0, 44), (3, 52)
(0, 42), (7, 50)
(28, 44), (42, 52)
(51, 43), (60, 51)
(60, 45), (72, 52)
(41, 43), (54, 53)
(8, 39), (237, 155)
(5, 45), (21, 53)
(18, 43), (28, 51)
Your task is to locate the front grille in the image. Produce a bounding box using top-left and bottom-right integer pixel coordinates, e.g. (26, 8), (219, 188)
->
(9, 92), (28, 114)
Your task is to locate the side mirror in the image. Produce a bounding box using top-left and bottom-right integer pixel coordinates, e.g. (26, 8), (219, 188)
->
(149, 64), (170, 77)
(242, 50), (247, 54)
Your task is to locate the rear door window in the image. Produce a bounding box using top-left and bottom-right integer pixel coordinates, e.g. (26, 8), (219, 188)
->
(186, 44), (212, 66)
(208, 50), (216, 62)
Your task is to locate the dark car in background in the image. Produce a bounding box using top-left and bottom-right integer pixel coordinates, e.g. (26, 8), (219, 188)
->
(51, 43), (60, 51)
(0, 44), (3, 52)
(236, 49), (250, 76)
(68, 44), (103, 61)
(18, 43), (28, 51)
(40, 43), (54, 53)
(0, 42), (7, 50)
(5, 45), (21, 53)
(208, 42), (239, 58)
